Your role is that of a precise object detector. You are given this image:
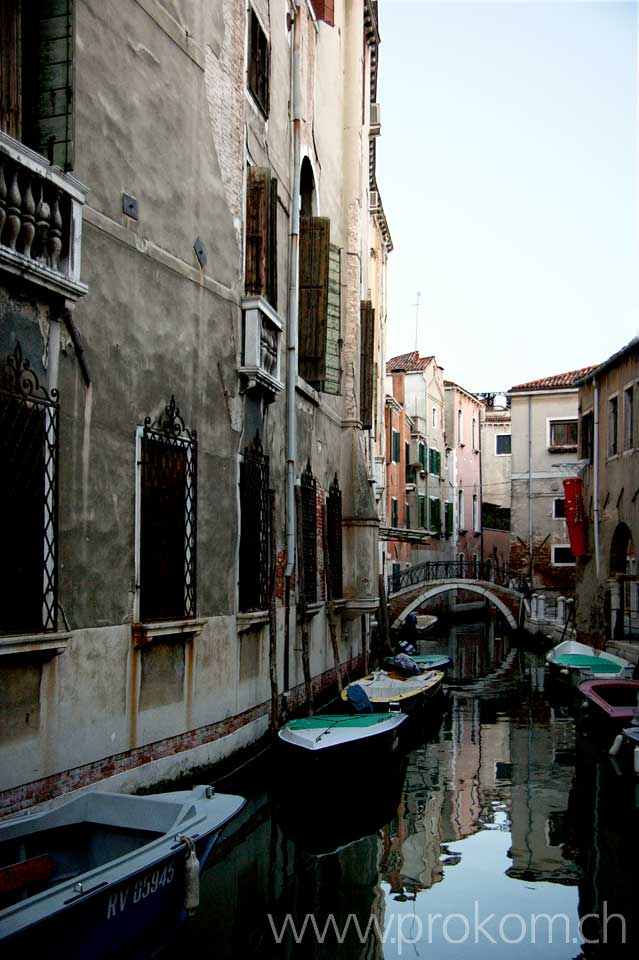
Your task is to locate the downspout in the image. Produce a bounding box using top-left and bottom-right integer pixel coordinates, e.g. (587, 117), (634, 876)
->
(528, 394), (533, 583)
(284, 2), (302, 692)
(593, 377), (600, 578)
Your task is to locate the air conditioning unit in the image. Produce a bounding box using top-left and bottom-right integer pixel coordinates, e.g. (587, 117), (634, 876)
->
(368, 190), (380, 212)
(369, 102), (381, 136)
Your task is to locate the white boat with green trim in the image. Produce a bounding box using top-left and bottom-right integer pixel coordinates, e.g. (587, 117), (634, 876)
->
(546, 639), (633, 685)
(277, 713), (407, 757)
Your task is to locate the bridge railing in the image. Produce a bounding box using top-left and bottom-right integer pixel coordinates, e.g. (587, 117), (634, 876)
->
(387, 560), (530, 596)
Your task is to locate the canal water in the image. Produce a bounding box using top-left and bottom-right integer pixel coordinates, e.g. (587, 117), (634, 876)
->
(152, 618), (637, 959)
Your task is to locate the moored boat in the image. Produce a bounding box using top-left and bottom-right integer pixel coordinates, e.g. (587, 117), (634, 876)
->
(277, 712), (407, 763)
(578, 678), (639, 727)
(546, 640), (633, 685)
(341, 669), (444, 716)
(0, 785), (245, 957)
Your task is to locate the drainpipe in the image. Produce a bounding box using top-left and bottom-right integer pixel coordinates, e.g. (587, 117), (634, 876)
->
(528, 394), (533, 584)
(593, 377), (600, 578)
(284, 2), (302, 692)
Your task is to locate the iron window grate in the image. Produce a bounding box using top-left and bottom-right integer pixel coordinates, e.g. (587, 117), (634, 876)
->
(327, 474), (343, 599)
(300, 460), (317, 605)
(239, 432), (270, 611)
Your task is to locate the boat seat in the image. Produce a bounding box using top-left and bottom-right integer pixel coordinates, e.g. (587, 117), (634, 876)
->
(0, 854), (54, 896)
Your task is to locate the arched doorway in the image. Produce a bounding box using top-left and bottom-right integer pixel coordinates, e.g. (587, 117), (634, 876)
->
(609, 522), (638, 640)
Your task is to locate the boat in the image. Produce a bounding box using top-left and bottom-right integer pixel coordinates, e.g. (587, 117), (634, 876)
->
(0, 785), (245, 957)
(385, 654), (453, 673)
(277, 712), (407, 762)
(579, 678), (639, 727)
(341, 669), (444, 716)
(546, 640), (633, 685)
(609, 726), (639, 777)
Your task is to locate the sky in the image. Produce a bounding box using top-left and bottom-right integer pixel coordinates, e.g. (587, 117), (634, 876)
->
(377, 0), (639, 391)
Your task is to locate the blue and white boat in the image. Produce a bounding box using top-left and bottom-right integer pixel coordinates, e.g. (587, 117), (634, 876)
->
(0, 784), (245, 957)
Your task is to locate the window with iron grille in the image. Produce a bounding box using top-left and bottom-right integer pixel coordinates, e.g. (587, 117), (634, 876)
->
(418, 495), (426, 529)
(391, 497), (398, 528)
(1, 0), (75, 170)
(429, 496), (441, 534)
(327, 474), (342, 599)
(0, 341), (59, 634)
(247, 9), (269, 116)
(300, 461), (317, 604)
(139, 396), (197, 622)
(239, 433), (270, 611)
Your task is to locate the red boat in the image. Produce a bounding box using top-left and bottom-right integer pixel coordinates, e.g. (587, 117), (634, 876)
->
(579, 678), (639, 724)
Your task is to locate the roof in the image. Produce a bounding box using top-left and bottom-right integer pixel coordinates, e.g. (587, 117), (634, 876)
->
(509, 365), (599, 393)
(444, 380), (483, 404)
(574, 337), (639, 385)
(386, 351), (434, 373)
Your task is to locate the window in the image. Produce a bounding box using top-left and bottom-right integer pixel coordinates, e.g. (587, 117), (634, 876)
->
(553, 498), (566, 519)
(552, 544), (576, 566)
(245, 167), (278, 309)
(472, 494), (479, 533)
(405, 441), (410, 482)
(391, 429), (400, 463)
(298, 216), (342, 394)
(405, 503), (411, 529)
(429, 496), (441, 534)
(248, 9), (269, 115)
(239, 433), (270, 612)
(608, 397), (618, 456)
(418, 442), (427, 469)
(580, 412), (594, 461)
(482, 502), (510, 530)
(496, 434), (511, 455)
(624, 386), (634, 450)
(457, 409), (463, 444)
(1, 341), (59, 634)
(326, 475), (343, 599)
(391, 497), (398, 528)
(418, 495), (426, 528)
(472, 418), (477, 450)
(139, 396), (197, 622)
(312, 0), (335, 25)
(432, 407), (437, 429)
(1, 0), (75, 169)
(428, 447), (441, 476)
(458, 489), (464, 530)
(444, 501), (453, 537)
(549, 419), (578, 451)
(360, 300), (374, 426)
(300, 461), (317, 604)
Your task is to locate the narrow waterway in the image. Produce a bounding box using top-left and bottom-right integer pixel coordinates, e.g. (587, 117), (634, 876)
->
(152, 618), (637, 958)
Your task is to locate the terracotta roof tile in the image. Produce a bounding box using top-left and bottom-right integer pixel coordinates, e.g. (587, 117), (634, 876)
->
(386, 351), (434, 373)
(509, 365), (599, 392)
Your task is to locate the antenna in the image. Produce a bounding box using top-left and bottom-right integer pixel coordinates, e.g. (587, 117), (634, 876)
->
(411, 291), (421, 350)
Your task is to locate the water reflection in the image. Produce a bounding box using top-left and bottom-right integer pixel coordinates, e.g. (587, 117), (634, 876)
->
(157, 620), (636, 959)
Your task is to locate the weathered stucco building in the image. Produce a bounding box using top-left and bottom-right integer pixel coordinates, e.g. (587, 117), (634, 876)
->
(479, 396), (511, 569)
(444, 381), (483, 567)
(575, 338), (639, 664)
(508, 367), (596, 595)
(0, 0), (392, 814)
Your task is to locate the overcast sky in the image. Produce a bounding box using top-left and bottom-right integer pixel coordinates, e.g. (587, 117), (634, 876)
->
(377, 0), (638, 391)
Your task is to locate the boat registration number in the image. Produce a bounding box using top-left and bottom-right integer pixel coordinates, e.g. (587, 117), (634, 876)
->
(106, 862), (176, 918)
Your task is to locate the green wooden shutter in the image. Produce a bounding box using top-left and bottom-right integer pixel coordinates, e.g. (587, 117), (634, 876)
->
(392, 430), (400, 463)
(324, 244), (341, 394)
(430, 497), (441, 533)
(299, 216), (330, 385)
(359, 300), (374, 427)
(419, 495), (426, 528)
(22, 0), (74, 170)
(391, 498), (398, 527)
(445, 502), (453, 536)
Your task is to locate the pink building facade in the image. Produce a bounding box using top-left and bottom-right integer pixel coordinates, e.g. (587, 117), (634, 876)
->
(445, 382), (483, 569)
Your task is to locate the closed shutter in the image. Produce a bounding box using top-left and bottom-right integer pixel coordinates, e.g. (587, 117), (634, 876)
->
(391, 498), (398, 527)
(299, 216), (330, 385)
(245, 167), (269, 298)
(0, 1), (20, 138)
(430, 497), (441, 533)
(359, 300), (374, 428)
(22, 0), (75, 170)
(268, 177), (278, 310)
(313, 1), (335, 26)
(445, 502), (453, 536)
(419, 495), (426, 528)
(324, 244), (341, 394)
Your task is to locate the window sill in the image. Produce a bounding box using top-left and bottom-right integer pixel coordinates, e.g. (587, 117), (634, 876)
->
(237, 610), (269, 633)
(341, 597), (379, 620)
(548, 446), (578, 454)
(296, 377), (320, 406)
(303, 601), (324, 618)
(132, 618), (207, 648)
(0, 632), (70, 657)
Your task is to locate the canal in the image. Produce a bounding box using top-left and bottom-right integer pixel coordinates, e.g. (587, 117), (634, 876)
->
(151, 618), (637, 958)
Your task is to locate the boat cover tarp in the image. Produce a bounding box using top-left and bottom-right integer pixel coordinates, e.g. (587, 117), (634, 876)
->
(554, 654), (623, 674)
(347, 684), (374, 713)
(287, 715), (387, 729)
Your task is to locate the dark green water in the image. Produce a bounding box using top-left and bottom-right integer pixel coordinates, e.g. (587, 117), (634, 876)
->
(155, 620), (638, 958)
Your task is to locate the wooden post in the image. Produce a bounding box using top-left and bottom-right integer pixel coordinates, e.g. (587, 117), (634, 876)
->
(378, 573), (392, 663)
(361, 613), (369, 675)
(322, 503), (342, 693)
(268, 491), (279, 738)
(295, 486), (314, 714)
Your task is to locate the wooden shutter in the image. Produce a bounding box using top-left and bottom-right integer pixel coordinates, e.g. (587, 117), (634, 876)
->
(0, 1), (20, 138)
(299, 216), (330, 385)
(245, 167), (269, 297)
(268, 177), (278, 310)
(313, 1), (335, 27)
(21, 0), (75, 169)
(359, 300), (374, 429)
(323, 244), (341, 394)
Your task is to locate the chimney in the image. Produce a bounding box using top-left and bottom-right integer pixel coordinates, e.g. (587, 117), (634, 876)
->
(392, 370), (406, 406)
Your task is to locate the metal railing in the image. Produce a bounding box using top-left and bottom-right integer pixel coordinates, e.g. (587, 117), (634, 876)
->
(387, 559), (530, 596)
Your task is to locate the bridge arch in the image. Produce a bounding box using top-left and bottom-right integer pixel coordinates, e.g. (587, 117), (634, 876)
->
(392, 582), (518, 630)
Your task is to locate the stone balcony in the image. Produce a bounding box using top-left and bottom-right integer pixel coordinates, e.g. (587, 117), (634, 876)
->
(0, 131), (87, 302)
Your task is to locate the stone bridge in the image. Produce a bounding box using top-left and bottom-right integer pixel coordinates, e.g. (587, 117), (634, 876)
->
(387, 561), (529, 630)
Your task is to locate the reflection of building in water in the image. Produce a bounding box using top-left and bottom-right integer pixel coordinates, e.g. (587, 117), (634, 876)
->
(507, 697), (580, 884)
(429, 619), (510, 683)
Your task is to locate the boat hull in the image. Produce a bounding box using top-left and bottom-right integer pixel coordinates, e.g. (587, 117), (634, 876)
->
(578, 679), (639, 727)
(276, 715), (406, 769)
(546, 640), (633, 686)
